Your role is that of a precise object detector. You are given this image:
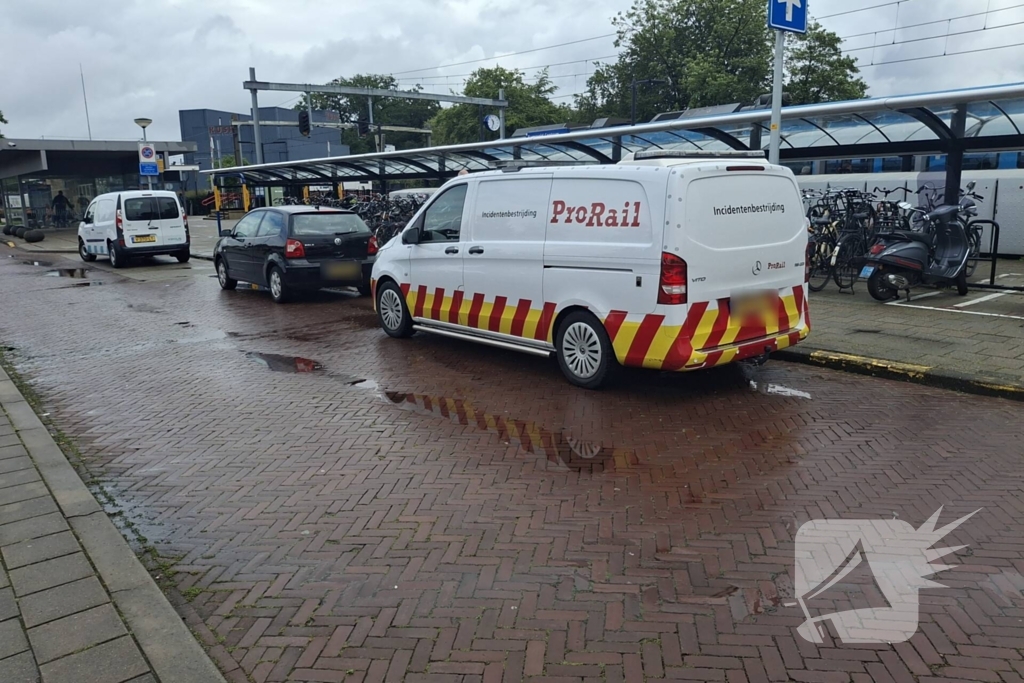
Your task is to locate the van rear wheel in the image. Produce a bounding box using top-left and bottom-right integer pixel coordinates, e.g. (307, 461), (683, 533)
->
(556, 311), (614, 389)
(108, 241), (125, 269)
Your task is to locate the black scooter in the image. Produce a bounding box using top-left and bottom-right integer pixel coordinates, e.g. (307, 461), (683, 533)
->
(861, 182), (981, 302)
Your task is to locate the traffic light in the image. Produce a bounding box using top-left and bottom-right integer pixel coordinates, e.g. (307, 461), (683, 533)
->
(357, 119), (370, 137)
(298, 110), (311, 137)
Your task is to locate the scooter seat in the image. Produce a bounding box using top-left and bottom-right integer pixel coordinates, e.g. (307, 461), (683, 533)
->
(891, 230), (932, 246)
(925, 205), (959, 222)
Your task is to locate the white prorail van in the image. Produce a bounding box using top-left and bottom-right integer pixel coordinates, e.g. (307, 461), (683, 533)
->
(78, 190), (190, 268)
(371, 151), (810, 388)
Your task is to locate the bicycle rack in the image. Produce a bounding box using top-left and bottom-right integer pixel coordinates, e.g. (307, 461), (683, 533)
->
(967, 220), (1024, 292)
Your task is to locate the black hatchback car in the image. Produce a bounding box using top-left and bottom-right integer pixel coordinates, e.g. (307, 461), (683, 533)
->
(214, 206), (377, 303)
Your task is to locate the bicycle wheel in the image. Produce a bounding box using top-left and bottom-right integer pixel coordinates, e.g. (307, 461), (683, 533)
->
(807, 234), (835, 292)
(832, 234), (863, 290)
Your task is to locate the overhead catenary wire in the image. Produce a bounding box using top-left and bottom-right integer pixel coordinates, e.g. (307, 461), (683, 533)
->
(836, 1), (1024, 42)
(857, 36), (1024, 68)
(391, 33), (617, 75)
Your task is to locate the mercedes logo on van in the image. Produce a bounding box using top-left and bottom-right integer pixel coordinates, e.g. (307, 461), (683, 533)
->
(334, 237), (342, 246)
(752, 261), (763, 276)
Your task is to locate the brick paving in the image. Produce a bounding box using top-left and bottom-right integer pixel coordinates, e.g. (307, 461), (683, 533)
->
(0, 408), (155, 683)
(0, 250), (1023, 682)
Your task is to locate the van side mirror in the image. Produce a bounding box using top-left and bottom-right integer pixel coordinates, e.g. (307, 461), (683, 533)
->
(83, 215), (93, 224)
(402, 227), (421, 245)
(220, 229), (233, 237)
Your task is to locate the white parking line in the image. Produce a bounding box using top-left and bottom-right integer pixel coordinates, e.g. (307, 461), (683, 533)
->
(954, 292), (1009, 308)
(886, 291), (942, 305)
(884, 303), (1024, 321)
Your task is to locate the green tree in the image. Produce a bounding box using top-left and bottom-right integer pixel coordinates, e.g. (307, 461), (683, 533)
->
(298, 74), (439, 154)
(576, 0), (864, 122)
(786, 21), (867, 105)
(428, 66), (572, 145)
(0, 110), (7, 138)
(213, 154), (249, 169)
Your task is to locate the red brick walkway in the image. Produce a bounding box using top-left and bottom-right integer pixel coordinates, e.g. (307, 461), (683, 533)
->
(1, 254), (1022, 682)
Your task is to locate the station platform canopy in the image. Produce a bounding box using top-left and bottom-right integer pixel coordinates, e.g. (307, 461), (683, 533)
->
(206, 82), (1024, 187)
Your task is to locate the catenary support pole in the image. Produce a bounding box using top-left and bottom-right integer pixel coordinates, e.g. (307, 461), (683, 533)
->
(250, 67), (264, 165)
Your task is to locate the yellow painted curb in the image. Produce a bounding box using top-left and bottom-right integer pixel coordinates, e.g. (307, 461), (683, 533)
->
(808, 350), (931, 379)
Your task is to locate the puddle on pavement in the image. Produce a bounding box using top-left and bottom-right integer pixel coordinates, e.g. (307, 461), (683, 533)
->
(749, 381), (812, 400)
(383, 390), (639, 473)
(45, 268), (88, 278)
(22, 260), (54, 267)
(246, 352), (323, 373)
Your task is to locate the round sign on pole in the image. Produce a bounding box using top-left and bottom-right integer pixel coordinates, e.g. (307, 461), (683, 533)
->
(139, 143), (157, 162)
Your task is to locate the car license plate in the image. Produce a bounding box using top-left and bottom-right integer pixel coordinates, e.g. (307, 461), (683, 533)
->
(860, 266), (875, 279)
(132, 234), (156, 244)
(731, 291), (776, 319)
(322, 261), (360, 280)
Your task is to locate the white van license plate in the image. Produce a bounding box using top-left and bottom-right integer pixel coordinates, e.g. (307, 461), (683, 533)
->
(132, 234), (156, 244)
(860, 266), (875, 279)
(731, 291), (776, 319)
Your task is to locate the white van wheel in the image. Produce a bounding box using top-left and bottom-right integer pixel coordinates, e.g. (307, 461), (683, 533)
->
(108, 241), (124, 269)
(556, 311), (613, 389)
(79, 239), (96, 262)
(377, 281), (414, 338)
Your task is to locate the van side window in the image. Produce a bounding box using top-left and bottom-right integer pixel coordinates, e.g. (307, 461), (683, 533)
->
(84, 203), (96, 224)
(420, 185), (467, 243)
(97, 199), (115, 223)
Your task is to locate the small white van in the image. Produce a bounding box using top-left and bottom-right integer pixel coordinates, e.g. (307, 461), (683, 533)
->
(78, 190), (190, 268)
(371, 151), (810, 388)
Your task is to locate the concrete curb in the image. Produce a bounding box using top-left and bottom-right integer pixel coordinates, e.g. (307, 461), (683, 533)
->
(0, 366), (227, 683)
(775, 346), (1024, 402)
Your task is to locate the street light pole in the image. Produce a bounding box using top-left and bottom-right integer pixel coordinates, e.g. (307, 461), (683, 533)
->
(768, 30), (785, 165)
(134, 117), (153, 190)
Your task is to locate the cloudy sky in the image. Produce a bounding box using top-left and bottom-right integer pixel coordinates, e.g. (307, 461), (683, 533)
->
(2, 0), (1024, 142)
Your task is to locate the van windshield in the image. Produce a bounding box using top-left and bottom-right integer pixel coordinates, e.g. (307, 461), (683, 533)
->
(124, 197), (179, 221)
(291, 213), (371, 236)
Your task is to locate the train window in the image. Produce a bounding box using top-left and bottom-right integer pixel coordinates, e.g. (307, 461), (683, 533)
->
(962, 154), (998, 171)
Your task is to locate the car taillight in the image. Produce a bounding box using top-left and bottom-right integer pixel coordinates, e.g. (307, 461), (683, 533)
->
(869, 243), (885, 255)
(183, 214), (190, 241)
(658, 252), (687, 305)
(367, 235), (378, 256)
(285, 239), (305, 258)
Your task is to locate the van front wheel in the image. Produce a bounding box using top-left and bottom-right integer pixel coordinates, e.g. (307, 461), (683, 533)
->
(377, 281), (414, 338)
(556, 311), (615, 389)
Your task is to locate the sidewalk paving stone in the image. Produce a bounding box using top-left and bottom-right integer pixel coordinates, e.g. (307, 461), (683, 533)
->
(27, 603), (127, 664)
(0, 511), (66, 545)
(19, 577), (109, 628)
(38, 636), (149, 683)
(8, 552), (92, 597)
(1, 531), (80, 570)
(0, 614), (30, 659)
(0, 651), (38, 683)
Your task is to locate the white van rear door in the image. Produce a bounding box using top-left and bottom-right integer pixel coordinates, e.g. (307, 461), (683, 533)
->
(672, 167), (806, 302)
(121, 196), (163, 248)
(154, 196), (187, 250)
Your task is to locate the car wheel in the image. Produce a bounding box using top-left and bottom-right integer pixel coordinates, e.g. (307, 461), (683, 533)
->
(556, 310), (614, 389)
(216, 259), (237, 291)
(377, 281), (414, 338)
(176, 250), (191, 263)
(79, 239), (97, 262)
(108, 241), (125, 268)
(269, 265), (290, 303)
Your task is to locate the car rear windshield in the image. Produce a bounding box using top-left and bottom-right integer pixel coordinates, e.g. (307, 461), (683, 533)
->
(123, 197), (179, 221)
(290, 213), (371, 236)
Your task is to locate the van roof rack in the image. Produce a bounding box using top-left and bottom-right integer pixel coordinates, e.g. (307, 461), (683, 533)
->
(632, 150), (767, 160)
(493, 159), (585, 172)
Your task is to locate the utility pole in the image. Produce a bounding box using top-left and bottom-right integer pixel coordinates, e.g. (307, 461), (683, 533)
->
(768, 30), (785, 165)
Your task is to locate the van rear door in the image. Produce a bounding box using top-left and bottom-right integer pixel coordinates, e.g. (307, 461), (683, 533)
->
(120, 195), (185, 250)
(668, 165), (807, 345)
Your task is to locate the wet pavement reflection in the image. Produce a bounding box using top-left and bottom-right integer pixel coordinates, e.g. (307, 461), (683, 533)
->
(246, 352), (324, 373)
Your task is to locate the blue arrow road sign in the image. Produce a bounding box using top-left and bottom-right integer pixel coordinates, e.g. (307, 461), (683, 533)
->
(139, 162), (159, 176)
(768, 0), (807, 34)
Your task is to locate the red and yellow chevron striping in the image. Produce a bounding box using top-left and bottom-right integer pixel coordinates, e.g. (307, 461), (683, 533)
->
(375, 279), (810, 372)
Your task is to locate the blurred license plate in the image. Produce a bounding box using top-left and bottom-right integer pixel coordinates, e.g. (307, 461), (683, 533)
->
(731, 291), (776, 319)
(322, 261), (360, 280)
(132, 234), (156, 244)
(860, 266), (875, 279)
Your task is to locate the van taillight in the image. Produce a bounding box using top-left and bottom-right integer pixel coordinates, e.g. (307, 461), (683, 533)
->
(658, 252), (688, 305)
(367, 235), (378, 256)
(285, 239), (306, 259)
(805, 243), (812, 283)
(115, 209), (123, 231)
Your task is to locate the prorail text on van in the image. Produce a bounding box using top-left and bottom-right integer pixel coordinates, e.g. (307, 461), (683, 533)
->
(550, 200), (643, 227)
